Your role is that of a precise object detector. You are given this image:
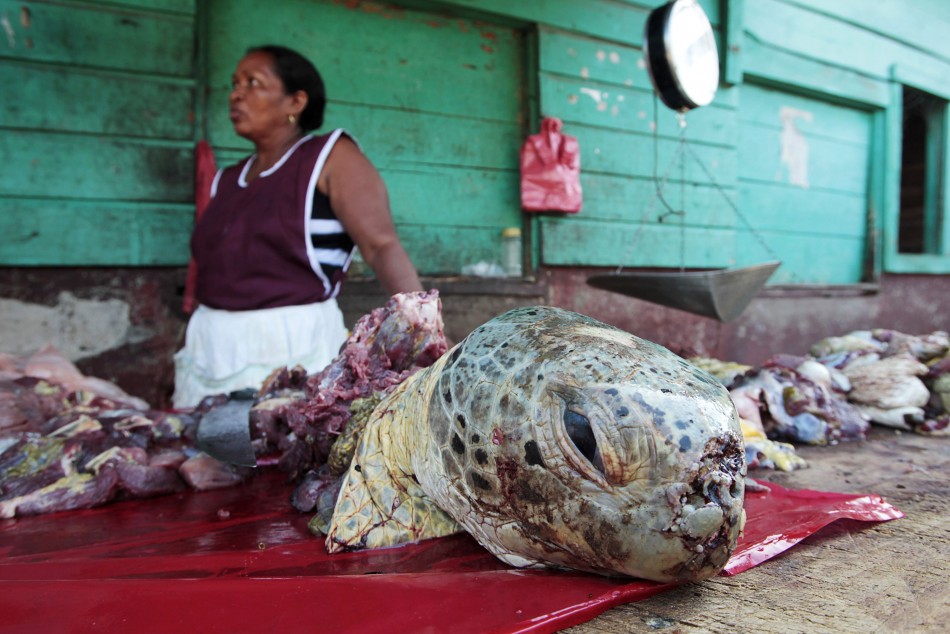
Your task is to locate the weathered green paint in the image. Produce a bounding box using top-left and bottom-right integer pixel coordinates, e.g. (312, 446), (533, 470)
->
(395, 225), (517, 275)
(205, 0), (525, 149)
(568, 124), (737, 183)
(741, 0), (950, 277)
(780, 0), (950, 64)
(1, 61), (194, 139)
(539, 74), (738, 143)
(2, 0), (949, 279)
(381, 167), (520, 228)
(0, 0), (194, 76)
(0, 131), (193, 201)
(741, 39), (890, 109)
(732, 230), (866, 285)
(721, 0), (744, 86)
(745, 0), (950, 83)
(0, 0), (196, 266)
(579, 175), (738, 228)
(203, 0), (526, 274)
(736, 82), (873, 283)
(539, 216), (736, 268)
(0, 201), (191, 265)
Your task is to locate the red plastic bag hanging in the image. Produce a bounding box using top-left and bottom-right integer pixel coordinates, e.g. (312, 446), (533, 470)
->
(520, 117), (582, 213)
(182, 140), (217, 314)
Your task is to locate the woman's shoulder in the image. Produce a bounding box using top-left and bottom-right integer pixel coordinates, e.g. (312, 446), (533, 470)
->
(305, 129), (353, 151)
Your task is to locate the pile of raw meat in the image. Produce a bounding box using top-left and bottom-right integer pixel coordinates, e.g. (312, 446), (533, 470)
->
(694, 328), (950, 471)
(4, 290), (945, 516)
(0, 291), (448, 518)
(0, 345), (201, 518)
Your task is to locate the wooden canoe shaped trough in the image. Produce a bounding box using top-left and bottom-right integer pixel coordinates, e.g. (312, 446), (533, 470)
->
(587, 261), (781, 322)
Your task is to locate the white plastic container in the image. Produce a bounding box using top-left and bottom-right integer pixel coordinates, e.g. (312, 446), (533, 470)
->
(501, 227), (522, 277)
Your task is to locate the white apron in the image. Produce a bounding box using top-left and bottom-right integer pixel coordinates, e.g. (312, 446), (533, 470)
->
(172, 300), (347, 408)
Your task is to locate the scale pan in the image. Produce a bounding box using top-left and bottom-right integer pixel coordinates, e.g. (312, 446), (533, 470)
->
(587, 261), (780, 322)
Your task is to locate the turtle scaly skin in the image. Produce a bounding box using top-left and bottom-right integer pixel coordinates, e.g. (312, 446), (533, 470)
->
(325, 307), (746, 582)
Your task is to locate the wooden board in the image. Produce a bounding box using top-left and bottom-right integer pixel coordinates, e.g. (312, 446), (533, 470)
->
(0, 201), (192, 265)
(567, 428), (950, 633)
(1, 61), (194, 139)
(0, 0), (194, 76)
(0, 130), (193, 201)
(0, 0), (196, 267)
(735, 83), (873, 283)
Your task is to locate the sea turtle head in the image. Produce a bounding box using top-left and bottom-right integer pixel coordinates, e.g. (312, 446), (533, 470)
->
(425, 306), (746, 582)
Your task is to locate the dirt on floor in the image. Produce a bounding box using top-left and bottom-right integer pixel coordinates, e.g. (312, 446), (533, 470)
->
(567, 428), (950, 634)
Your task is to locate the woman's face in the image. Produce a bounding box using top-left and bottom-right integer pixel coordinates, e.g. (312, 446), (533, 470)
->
(229, 51), (300, 142)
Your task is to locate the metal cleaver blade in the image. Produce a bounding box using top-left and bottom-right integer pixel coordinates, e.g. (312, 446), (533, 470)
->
(195, 399), (257, 467)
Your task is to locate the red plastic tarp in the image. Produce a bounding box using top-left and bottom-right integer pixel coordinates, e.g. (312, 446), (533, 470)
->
(0, 472), (902, 634)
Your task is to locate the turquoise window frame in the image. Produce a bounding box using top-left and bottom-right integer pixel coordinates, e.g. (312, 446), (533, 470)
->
(884, 64), (950, 273)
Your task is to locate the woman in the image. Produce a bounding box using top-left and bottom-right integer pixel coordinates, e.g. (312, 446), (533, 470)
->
(173, 45), (423, 408)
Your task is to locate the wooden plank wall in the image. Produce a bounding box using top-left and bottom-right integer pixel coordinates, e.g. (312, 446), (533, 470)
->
(534, 10), (742, 271)
(0, 0), (197, 265)
(204, 0), (527, 275)
(734, 85), (873, 284)
(741, 0), (950, 281)
(3, 0), (950, 283)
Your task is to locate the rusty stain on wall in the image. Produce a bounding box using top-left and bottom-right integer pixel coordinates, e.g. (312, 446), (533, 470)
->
(778, 106), (813, 188)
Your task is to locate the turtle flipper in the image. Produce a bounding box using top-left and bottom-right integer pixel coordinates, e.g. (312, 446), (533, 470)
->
(324, 410), (460, 552)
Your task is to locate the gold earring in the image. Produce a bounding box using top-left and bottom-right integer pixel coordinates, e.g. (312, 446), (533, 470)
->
(289, 114), (297, 125)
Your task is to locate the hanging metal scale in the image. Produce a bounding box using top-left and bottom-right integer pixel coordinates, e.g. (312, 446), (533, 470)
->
(587, 0), (780, 322)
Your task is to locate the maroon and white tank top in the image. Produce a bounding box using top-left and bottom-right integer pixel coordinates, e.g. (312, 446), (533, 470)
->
(192, 130), (356, 311)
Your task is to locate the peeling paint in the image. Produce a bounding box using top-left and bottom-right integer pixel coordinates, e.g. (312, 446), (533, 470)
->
(624, 79), (634, 86)
(609, 52), (620, 64)
(2, 13), (15, 48)
(20, 6), (30, 28)
(568, 94), (578, 105)
(580, 67), (589, 79)
(637, 59), (647, 69)
(567, 47), (577, 57)
(596, 50), (606, 62)
(580, 87), (602, 103)
(778, 106), (813, 189)
(0, 292), (132, 360)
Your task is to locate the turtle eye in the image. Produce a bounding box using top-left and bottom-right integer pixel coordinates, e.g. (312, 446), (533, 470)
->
(564, 409), (606, 475)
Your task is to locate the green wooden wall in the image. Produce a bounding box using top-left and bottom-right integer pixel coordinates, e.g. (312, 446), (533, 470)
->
(3, 0), (950, 283)
(738, 0), (950, 280)
(0, 0), (196, 265)
(203, 0), (527, 275)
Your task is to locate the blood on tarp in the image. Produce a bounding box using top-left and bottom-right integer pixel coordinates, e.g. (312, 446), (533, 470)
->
(0, 470), (901, 634)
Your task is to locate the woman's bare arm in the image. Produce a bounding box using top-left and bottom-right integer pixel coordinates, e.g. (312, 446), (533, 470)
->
(319, 137), (424, 296)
